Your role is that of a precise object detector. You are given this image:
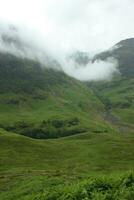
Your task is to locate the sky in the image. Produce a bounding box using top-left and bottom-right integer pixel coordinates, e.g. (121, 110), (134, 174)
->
(0, 0), (133, 81)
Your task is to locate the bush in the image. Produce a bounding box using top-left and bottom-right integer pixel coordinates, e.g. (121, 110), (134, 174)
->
(3, 117), (84, 139)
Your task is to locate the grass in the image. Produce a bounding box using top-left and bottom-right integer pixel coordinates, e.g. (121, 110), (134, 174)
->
(0, 52), (134, 199)
(0, 128), (134, 199)
(89, 77), (134, 128)
(1, 81), (133, 199)
(0, 171), (134, 200)
(0, 80), (116, 139)
(0, 128), (134, 198)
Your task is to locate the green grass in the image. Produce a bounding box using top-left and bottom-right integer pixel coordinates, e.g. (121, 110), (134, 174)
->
(0, 172), (134, 200)
(0, 52), (134, 199)
(89, 77), (134, 128)
(1, 79), (133, 199)
(0, 52), (112, 137)
(0, 129), (134, 199)
(0, 80), (115, 139)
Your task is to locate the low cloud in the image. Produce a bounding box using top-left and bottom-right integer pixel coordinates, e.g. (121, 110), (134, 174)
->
(0, 24), (61, 69)
(0, 22), (119, 81)
(62, 58), (119, 81)
(1, 0), (129, 81)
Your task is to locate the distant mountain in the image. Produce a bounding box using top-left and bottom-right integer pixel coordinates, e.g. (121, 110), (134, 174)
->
(70, 38), (134, 78)
(68, 51), (90, 66)
(93, 38), (134, 77)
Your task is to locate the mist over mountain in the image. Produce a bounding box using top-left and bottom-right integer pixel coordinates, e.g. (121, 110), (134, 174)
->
(1, 22), (134, 82)
(0, 0), (134, 82)
(0, 24), (62, 71)
(0, 23), (119, 82)
(93, 38), (134, 77)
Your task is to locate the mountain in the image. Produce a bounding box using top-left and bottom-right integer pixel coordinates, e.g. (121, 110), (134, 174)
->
(88, 38), (134, 129)
(0, 52), (67, 94)
(68, 51), (90, 66)
(0, 31), (134, 199)
(0, 49), (113, 139)
(0, 36), (133, 137)
(93, 38), (134, 77)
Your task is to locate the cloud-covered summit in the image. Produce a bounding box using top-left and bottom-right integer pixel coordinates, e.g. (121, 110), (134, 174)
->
(0, 0), (133, 81)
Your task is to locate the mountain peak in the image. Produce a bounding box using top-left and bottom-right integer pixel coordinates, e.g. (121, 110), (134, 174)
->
(93, 38), (134, 77)
(116, 38), (134, 47)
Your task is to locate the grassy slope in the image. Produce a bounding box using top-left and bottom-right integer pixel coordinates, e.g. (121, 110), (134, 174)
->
(0, 51), (134, 199)
(88, 77), (134, 129)
(110, 79), (133, 126)
(0, 75), (115, 138)
(0, 129), (134, 199)
(0, 82), (103, 124)
(91, 38), (134, 129)
(0, 53), (116, 138)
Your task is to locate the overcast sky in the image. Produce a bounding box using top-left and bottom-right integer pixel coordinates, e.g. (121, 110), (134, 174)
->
(0, 0), (133, 81)
(0, 0), (134, 54)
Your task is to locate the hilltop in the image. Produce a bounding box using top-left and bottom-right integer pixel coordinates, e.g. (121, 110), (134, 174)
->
(93, 38), (134, 77)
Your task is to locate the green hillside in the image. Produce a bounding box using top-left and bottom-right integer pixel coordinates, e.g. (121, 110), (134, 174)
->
(89, 39), (134, 130)
(0, 52), (114, 139)
(0, 37), (134, 199)
(89, 77), (134, 129)
(0, 129), (134, 199)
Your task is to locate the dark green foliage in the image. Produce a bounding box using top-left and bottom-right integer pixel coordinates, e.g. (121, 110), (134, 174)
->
(0, 52), (69, 94)
(2, 118), (83, 139)
(113, 101), (131, 109)
(67, 118), (79, 126)
(51, 119), (64, 128)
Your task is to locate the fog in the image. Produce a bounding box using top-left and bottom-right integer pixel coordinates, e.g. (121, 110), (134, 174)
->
(0, 0), (133, 81)
(62, 59), (119, 81)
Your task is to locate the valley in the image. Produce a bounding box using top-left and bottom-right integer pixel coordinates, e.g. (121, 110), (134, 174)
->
(0, 36), (134, 199)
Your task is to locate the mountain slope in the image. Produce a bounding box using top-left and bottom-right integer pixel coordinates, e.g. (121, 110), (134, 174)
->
(93, 38), (134, 77)
(0, 29), (134, 199)
(0, 128), (134, 199)
(0, 51), (114, 139)
(89, 38), (134, 129)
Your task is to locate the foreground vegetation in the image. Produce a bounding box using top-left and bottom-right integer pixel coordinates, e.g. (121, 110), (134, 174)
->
(0, 128), (134, 199)
(0, 170), (134, 200)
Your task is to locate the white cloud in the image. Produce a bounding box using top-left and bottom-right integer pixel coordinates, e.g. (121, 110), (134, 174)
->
(62, 58), (119, 81)
(0, 0), (133, 81)
(0, 0), (134, 53)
